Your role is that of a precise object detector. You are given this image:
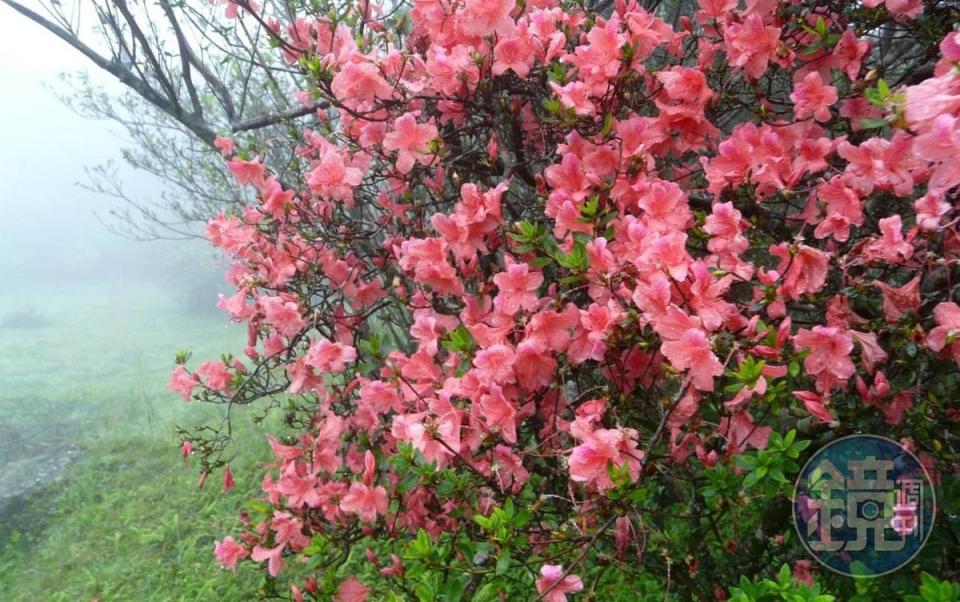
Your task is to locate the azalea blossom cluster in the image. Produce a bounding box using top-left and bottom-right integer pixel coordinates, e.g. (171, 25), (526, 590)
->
(169, 0), (959, 597)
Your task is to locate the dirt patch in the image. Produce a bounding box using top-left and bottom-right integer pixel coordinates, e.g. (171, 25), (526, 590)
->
(0, 443), (81, 521)
(0, 397), (83, 543)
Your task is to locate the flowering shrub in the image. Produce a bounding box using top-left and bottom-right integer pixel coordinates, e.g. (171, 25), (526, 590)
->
(170, 0), (960, 598)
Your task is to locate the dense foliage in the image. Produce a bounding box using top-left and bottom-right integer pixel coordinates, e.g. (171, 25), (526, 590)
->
(167, 0), (960, 598)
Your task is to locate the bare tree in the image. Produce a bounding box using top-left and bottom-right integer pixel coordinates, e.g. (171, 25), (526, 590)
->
(2, 0), (320, 238)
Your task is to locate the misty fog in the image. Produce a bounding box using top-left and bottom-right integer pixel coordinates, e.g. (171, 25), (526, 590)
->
(0, 3), (241, 552)
(0, 9), (213, 286)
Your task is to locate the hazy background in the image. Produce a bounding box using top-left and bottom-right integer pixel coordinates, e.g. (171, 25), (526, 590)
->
(0, 9), (261, 598)
(0, 7), (207, 286)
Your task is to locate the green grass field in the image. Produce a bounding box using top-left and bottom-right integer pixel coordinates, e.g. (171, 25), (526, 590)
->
(0, 280), (270, 601)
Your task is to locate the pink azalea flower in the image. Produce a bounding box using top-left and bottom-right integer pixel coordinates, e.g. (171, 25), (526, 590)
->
(307, 147), (364, 203)
(213, 135), (234, 157)
(380, 553), (405, 577)
(514, 339), (558, 391)
(397, 237), (465, 296)
(812, 178), (863, 242)
(494, 26), (536, 77)
(491, 444), (530, 493)
(330, 61), (393, 105)
(383, 112), (438, 174)
(477, 384), (519, 443)
(214, 536), (249, 572)
(222, 464), (235, 491)
(904, 72), (960, 130)
(565, 16), (624, 92)
(167, 366), (199, 401)
(493, 260), (543, 316)
(614, 515), (636, 558)
(913, 114), (960, 194)
(526, 305), (579, 352)
(197, 360), (233, 394)
(258, 178), (294, 218)
(873, 277), (920, 323)
(277, 467), (322, 508)
(914, 193), (951, 231)
(535, 564), (583, 602)
(473, 344), (517, 384)
(718, 410), (771, 453)
(793, 560), (815, 586)
(790, 72), (838, 123)
(425, 44), (479, 96)
(568, 426), (642, 491)
(549, 81), (596, 116)
(723, 14), (781, 79)
(839, 97), (883, 131)
(940, 31), (960, 63)
(928, 302), (960, 366)
(660, 328), (724, 391)
(863, 215), (913, 263)
(862, 0), (923, 19)
(259, 296), (307, 338)
(793, 390), (838, 425)
(334, 577), (370, 602)
(226, 157), (266, 188)
(461, 0), (516, 37)
(656, 66), (713, 106)
(305, 337), (357, 374)
(694, 0), (736, 23)
(339, 482), (389, 522)
(218, 0), (259, 19)
(771, 243), (829, 301)
(568, 432), (617, 487)
(794, 326), (855, 392)
(829, 30), (870, 81)
(251, 543), (285, 577)
(704, 202), (748, 258)
(839, 134), (919, 197)
(880, 391), (914, 425)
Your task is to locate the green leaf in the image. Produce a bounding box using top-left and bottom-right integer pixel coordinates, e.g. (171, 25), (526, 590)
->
(580, 195), (599, 217)
(778, 563), (792, 586)
(877, 78), (890, 97)
(442, 325), (475, 354)
(415, 582), (436, 602)
(743, 470), (763, 488)
(784, 429), (796, 447)
(816, 16), (827, 35)
(495, 550), (511, 575)
(556, 240), (588, 271)
(442, 575), (467, 601)
(858, 117), (889, 130)
(600, 114), (615, 137)
(542, 98), (562, 113)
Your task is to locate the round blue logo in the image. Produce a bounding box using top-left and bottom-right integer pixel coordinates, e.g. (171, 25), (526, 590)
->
(792, 434), (935, 577)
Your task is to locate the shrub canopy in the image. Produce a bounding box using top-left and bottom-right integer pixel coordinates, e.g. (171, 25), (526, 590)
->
(167, 0), (960, 598)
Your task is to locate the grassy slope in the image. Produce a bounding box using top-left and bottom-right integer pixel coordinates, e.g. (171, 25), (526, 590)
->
(0, 282), (268, 601)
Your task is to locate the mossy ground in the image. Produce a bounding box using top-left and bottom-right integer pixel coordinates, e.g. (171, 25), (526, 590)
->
(0, 281), (268, 601)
